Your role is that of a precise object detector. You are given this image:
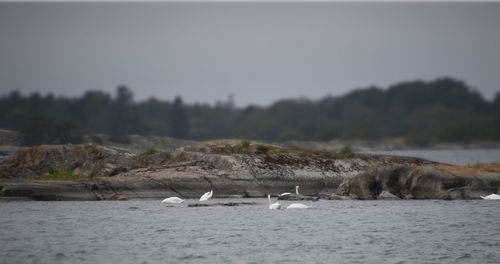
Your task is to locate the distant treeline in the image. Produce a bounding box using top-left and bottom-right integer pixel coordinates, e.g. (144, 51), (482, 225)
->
(1, 77), (499, 146)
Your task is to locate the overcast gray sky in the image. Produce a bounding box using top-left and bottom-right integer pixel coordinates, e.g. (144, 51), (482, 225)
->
(1, 2), (499, 106)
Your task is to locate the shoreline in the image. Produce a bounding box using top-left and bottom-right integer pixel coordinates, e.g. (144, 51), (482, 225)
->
(1, 142), (499, 201)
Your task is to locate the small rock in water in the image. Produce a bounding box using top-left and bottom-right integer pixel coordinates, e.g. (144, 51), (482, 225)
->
(377, 191), (400, 200)
(188, 203), (210, 207)
(403, 193), (414, 200)
(110, 194), (129, 201)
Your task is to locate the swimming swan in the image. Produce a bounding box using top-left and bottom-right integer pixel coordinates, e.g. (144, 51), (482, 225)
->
(480, 194), (500, 200)
(161, 197), (184, 204)
(268, 194), (282, 210)
(286, 203), (310, 209)
(279, 185), (300, 197)
(200, 190), (213, 201)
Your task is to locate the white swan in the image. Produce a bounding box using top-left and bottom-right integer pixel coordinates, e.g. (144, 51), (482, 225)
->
(268, 194), (282, 210)
(161, 197), (184, 204)
(480, 194), (500, 200)
(286, 203), (310, 209)
(199, 190), (213, 201)
(279, 185), (300, 197)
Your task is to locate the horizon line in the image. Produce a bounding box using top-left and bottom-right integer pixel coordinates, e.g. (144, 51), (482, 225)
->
(1, 76), (496, 108)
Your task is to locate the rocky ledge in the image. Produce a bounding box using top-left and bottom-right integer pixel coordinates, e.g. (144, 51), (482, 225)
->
(0, 141), (499, 201)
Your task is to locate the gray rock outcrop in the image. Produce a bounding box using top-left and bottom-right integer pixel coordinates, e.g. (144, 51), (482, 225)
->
(337, 165), (500, 200)
(1, 142), (499, 201)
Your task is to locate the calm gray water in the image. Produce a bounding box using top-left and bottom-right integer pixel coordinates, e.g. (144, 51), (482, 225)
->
(362, 148), (500, 165)
(1, 199), (500, 264)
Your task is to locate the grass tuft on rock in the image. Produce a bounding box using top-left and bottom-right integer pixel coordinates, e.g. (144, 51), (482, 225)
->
(40, 169), (82, 181)
(142, 147), (159, 156)
(256, 144), (271, 154)
(241, 140), (251, 149)
(339, 144), (355, 158)
(235, 140), (253, 154)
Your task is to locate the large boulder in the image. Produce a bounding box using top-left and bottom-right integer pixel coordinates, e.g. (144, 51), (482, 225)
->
(337, 165), (500, 199)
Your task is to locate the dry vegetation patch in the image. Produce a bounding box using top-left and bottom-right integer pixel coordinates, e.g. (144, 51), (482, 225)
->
(439, 163), (500, 176)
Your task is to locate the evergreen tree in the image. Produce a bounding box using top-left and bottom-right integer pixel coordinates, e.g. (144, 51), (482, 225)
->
(170, 96), (190, 139)
(110, 85), (133, 143)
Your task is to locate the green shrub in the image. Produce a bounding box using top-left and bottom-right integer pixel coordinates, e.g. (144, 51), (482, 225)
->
(236, 141), (252, 154)
(40, 169), (82, 181)
(143, 147), (159, 156)
(241, 140), (251, 149)
(339, 144), (355, 158)
(256, 144), (271, 154)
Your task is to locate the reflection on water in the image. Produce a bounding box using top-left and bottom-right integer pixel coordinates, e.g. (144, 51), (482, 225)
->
(1, 199), (500, 264)
(362, 148), (500, 165)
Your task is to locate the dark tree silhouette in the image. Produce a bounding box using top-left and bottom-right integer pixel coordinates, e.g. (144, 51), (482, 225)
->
(1, 78), (499, 146)
(110, 85), (134, 143)
(170, 96), (190, 139)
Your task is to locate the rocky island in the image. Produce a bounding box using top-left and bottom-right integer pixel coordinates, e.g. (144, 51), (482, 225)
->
(1, 139), (499, 201)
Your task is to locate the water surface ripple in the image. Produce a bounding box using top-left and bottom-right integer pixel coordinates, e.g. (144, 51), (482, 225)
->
(1, 199), (499, 264)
